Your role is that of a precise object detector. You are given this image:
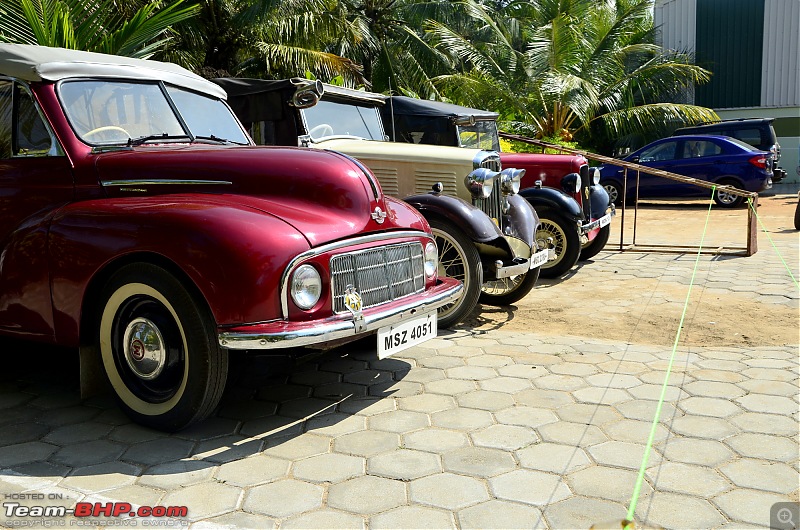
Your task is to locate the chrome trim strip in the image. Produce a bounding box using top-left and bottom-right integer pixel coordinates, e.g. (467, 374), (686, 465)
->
(220, 281), (463, 350)
(101, 179), (233, 186)
(280, 230), (432, 318)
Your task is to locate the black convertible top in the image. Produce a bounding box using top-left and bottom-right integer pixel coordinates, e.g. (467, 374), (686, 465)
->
(212, 78), (300, 97)
(387, 96), (499, 120)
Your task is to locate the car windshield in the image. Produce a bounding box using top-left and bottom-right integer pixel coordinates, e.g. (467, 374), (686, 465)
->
(59, 80), (249, 146)
(301, 99), (384, 141)
(456, 121), (501, 151)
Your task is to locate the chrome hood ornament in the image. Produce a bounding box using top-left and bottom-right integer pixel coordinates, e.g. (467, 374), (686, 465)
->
(371, 206), (387, 224)
(343, 285), (365, 332)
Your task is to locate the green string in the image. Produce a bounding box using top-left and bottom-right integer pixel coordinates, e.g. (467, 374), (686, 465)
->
(624, 187), (717, 527)
(748, 197), (799, 289)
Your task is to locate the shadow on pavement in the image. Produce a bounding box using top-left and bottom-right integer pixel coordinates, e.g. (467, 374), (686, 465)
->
(0, 335), (406, 479)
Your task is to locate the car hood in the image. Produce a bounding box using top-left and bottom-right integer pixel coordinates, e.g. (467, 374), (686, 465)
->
(500, 152), (587, 172)
(93, 145), (421, 247)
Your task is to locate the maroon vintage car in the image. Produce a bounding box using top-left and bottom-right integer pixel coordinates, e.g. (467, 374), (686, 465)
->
(0, 44), (462, 430)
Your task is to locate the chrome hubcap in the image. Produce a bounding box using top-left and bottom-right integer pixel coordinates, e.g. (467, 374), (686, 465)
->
(123, 317), (167, 380)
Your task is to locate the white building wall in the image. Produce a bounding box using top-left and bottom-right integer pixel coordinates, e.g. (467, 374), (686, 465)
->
(761, 0), (800, 108)
(654, 0), (697, 52)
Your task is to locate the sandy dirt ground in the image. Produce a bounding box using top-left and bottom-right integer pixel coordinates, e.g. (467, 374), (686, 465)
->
(465, 190), (800, 348)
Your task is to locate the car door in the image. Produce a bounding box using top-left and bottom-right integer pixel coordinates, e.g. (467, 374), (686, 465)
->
(631, 139), (680, 197)
(668, 139), (726, 196)
(0, 79), (74, 338)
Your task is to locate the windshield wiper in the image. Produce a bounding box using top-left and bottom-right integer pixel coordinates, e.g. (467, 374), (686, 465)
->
(128, 133), (191, 146)
(193, 135), (248, 145)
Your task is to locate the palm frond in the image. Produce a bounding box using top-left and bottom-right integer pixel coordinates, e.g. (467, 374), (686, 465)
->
(588, 102), (719, 138)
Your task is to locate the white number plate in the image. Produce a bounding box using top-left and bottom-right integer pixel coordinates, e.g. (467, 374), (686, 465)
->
(377, 311), (437, 359)
(598, 213), (612, 228)
(530, 249), (550, 269)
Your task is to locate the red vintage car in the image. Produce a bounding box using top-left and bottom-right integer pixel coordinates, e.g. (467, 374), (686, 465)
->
(0, 44), (462, 430)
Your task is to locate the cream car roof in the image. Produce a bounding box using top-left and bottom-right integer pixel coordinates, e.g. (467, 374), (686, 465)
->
(0, 44), (226, 99)
(314, 137), (482, 166)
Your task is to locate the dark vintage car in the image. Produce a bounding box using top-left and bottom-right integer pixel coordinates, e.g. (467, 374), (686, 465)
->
(0, 44), (462, 430)
(599, 135), (773, 208)
(383, 96), (615, 277)
(214, 78), (549, 327)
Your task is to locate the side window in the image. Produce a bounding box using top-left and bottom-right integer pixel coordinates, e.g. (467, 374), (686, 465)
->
(639, 141), (677, 162)
(696, 140), (722, 157)
(728, 128), (762, 148)
(682, 140), (722, 158)
(15, 84), (54, 156)
(0, 80), (11, 158)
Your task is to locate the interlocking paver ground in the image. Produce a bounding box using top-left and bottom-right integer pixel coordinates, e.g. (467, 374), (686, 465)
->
(1, 192), (798, 529)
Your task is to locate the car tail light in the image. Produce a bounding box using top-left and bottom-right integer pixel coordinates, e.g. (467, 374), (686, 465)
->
(748, 155), (768, 169)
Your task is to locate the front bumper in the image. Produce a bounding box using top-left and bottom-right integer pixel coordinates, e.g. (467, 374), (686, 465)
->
(218, 278), (463, 350)
(580, 203), (616, 235)
(493, 248), (550, 278)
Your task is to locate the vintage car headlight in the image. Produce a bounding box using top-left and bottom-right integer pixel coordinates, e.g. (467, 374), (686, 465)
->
(290, 264), (322, 310)
(500, 168), (525, 195)
(589, 167), (600, 185)
(465, 167), (498, 199)
(561, 173), (582, 194)
(424, 241), (438, 278)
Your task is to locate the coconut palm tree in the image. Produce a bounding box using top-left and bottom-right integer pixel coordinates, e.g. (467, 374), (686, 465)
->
(151, 0), (369, 83)
(244, 0), (456, 93)
(427, 0), (718, 151)
(0, 0), (199, 59)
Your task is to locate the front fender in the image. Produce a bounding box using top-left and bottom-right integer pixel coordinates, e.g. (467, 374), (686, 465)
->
(404, 193), (503, 244)
(520, 186), (583, 220)
(503, 194), (538, 249)
(48, 196), (311, 346)
(588, 184), (611, 219)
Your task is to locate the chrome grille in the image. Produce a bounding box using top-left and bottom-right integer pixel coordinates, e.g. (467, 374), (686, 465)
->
(472, 153), (504, 230)
(579, 163), (591, 217)
(331, 242), (425, 313)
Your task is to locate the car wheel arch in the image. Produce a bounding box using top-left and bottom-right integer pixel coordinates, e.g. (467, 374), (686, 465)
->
(79, 252), (214, 347)
(714, 175), (745, 188)
(77, 252), (219, 401)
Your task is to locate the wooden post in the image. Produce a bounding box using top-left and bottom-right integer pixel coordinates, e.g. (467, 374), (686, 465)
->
(747, 195), (758, 256)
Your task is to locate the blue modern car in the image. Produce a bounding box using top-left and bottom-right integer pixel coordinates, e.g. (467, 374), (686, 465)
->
(598, 135), (773, 208)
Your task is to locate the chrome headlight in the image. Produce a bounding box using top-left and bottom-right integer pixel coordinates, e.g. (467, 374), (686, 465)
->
(465, 167), (498, 199)
(590, 167), (600, 185)
(500, 168), (525, 195)
(424, 241), (438, 278)
(290, 264), (322, 310)
(561, 173), (582, 194)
